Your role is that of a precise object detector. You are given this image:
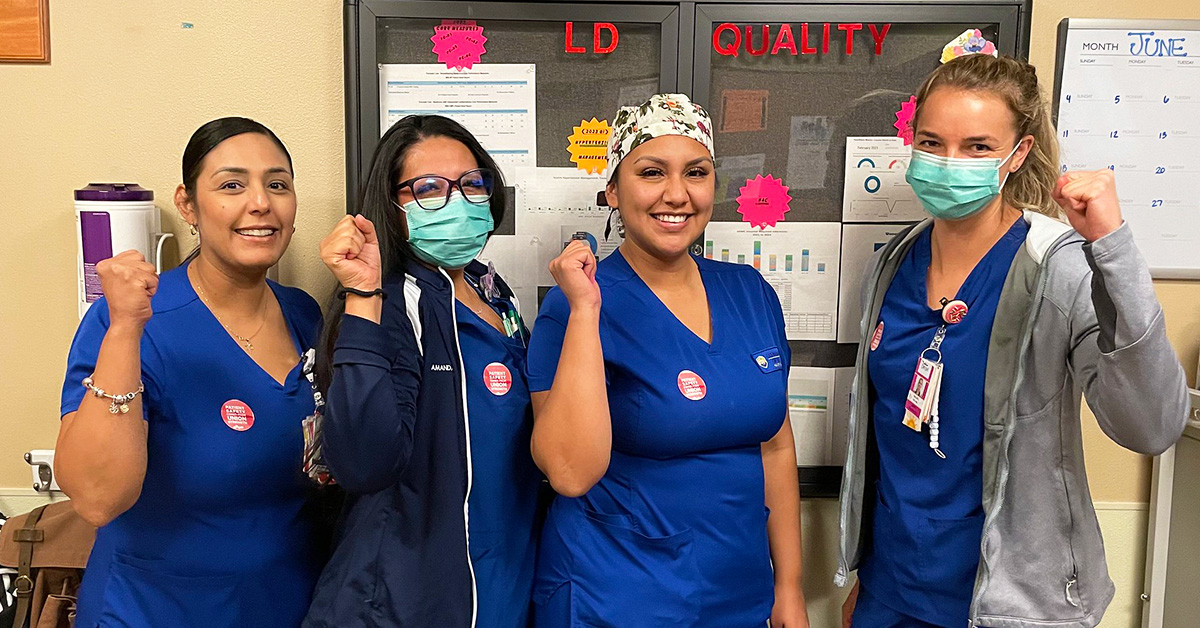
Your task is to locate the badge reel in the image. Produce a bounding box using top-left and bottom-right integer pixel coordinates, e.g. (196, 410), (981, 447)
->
(902, 298), (968, 460)
(300, 349), (335, 485)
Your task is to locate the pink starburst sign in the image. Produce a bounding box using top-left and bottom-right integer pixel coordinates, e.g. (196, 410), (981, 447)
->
(431, 20), (488, 70)
(894, 95), (917, 146)
(736, 175), (792, 229)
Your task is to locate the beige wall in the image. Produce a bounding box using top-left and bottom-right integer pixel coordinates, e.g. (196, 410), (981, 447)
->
(0, 2), (1196, 626)
(0, 2), (345, 487)
(1028, 0), (1200, 505)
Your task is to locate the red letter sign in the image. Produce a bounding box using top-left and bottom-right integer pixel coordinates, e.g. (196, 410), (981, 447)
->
(565, 22), (586, 53)
(594, 22), (618, 53)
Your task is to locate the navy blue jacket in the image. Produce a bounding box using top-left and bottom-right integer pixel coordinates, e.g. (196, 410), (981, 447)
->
(304, 261), (518, 628)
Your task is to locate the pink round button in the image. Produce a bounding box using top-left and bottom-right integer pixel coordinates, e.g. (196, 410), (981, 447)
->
(942, 300), (969, 324)
(676, 370), (707, 401)
(221, 399), (255, 432)
(483, 362), (512, 396)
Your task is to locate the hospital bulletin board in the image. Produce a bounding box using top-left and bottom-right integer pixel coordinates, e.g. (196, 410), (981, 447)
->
(345, 0), (1032, 496)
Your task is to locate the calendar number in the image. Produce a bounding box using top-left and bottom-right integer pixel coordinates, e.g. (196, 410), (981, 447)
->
(1062, 130), (1070, 138)
(1160, 131), (1169, 139)
(1114, 95), (1121, 104)
(1164, 96), (1171, 104)
(1110, 131), (1119, 139)
(1155, 167), (1166, 175)
(1066, 95), (1072, 103)
(1151, 199), (1164, 208)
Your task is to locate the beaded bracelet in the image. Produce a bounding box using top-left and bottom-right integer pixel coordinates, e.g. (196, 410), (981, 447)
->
(82, 376), (145, 415)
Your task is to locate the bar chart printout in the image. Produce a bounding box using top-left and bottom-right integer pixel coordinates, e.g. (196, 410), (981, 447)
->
(788, 366), (855, 466)
(702, 222), (842, 341)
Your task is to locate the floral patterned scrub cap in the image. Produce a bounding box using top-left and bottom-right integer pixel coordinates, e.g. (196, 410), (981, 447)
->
(606, 93), (714, 181)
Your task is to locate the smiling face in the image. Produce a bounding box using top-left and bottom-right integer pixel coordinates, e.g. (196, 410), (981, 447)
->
(913, 86), (1032, 179)
(606, 135), (715, 262)
(177, 132), (296, 272)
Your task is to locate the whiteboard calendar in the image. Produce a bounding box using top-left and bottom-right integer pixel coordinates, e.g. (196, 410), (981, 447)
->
(1053, 19), (1200, 278)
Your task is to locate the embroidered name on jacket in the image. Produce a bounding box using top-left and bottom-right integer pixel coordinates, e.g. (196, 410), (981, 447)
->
(430, 364), (454, 372)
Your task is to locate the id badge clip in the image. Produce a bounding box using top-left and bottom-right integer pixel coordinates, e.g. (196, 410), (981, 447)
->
(902, 325), (948, 459)
(903, 351), (943, 431)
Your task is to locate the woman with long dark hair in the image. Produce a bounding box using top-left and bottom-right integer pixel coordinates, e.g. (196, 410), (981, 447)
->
(55, 117), (323, 627)
(303, 115), (540, 628)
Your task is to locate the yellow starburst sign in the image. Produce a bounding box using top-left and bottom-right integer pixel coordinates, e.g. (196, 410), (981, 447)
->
(567, 118), (612, 175)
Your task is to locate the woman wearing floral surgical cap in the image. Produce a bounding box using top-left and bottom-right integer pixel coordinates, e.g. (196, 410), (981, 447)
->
(525, 94), (811, 627)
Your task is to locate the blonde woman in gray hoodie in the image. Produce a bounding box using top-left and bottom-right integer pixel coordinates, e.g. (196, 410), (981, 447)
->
(837, 53), (1188, 628)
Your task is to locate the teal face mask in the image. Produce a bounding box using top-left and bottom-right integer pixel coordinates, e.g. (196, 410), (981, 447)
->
(905, 143), (1021, 220)
(400, 191), (494, 269)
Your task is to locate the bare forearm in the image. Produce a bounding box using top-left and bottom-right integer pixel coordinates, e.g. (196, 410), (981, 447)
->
(55, 322), (148, 526)
(764, 419), (804, 589)
(531, 307), (611, 497)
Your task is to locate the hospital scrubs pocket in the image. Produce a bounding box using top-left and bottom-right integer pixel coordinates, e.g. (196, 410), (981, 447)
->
(95, 552), (241, 627)
(538, 505), (701, 628)
(921, 513), (985, 586)
(869, 492), (926, 591)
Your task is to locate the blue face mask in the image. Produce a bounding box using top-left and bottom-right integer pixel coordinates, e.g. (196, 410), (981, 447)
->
(399, 191), (494, 269)
(905, 143), (1021, 220)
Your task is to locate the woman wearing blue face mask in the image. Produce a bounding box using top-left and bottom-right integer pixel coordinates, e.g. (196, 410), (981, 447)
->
(303, 115), (541, 628)
(836, 54), (1189, 628)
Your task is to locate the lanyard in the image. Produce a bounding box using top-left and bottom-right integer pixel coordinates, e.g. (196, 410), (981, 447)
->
(466, 272), (526, 347)
(903, 297), (967, 460)
(924, 326), (947, 460)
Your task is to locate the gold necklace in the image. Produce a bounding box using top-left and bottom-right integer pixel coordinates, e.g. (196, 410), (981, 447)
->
(195, 280), (267, 352)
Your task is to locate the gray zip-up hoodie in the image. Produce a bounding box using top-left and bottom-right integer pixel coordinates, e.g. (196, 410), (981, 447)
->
(836, 211), (1189, 628)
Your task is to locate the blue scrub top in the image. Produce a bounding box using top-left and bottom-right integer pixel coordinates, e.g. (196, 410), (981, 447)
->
(525, 250), (789, 627)
(455, 281), (541, 628)
(857, 218), (1028, 627)
(60, 264), (323, 628)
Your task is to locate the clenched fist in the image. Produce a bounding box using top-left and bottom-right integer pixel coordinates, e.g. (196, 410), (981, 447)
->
(321, 214), (382, 291)
(549, 240), (601, 312)
(97, 250), (158, 328)
(1053, 170), (1125, 243)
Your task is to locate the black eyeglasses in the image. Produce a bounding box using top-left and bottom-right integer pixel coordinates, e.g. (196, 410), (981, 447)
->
(394, 168), (496, 210)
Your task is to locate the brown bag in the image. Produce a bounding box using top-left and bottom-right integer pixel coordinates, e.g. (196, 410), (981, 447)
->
(0, 502), (96, 628)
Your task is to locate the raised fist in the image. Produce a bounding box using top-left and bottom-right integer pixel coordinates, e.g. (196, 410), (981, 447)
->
(97, 250), (158, 328)
(320, 214), (382, 291)
(549, 239), (601, 311)
(1053, 170), (1125, 242)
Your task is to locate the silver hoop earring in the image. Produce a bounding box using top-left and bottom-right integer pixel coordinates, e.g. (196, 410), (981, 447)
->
(616, 214), (625, 239)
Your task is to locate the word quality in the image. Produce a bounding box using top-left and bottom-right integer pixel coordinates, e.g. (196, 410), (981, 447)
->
(713, 22), (892, 57)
